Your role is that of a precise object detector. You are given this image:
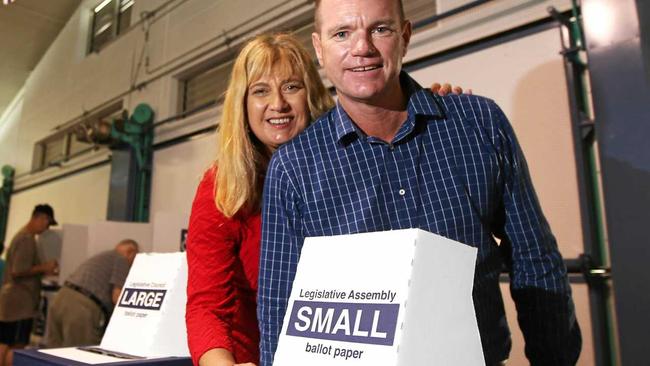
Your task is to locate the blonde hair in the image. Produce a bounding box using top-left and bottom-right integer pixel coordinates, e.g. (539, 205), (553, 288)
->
(215, 33), (334, 218)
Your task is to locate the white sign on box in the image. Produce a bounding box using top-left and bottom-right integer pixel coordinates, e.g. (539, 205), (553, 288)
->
(273, 229), (485, 365)
(99, 252), (190, 358)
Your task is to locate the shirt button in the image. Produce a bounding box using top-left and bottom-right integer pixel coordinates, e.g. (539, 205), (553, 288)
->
(398, 188), (406, 196)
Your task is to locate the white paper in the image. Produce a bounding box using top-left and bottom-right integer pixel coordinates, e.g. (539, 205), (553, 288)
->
(39, 348), (142, 364)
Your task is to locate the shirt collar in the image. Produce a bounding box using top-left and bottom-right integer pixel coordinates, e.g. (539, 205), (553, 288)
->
(333, 102), (358, 143)
(332, 71), (444, 144)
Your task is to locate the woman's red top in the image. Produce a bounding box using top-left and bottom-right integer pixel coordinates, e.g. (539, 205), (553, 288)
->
(186, 169), (261, 365)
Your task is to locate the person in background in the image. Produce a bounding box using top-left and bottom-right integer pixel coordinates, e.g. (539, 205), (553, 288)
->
(185, 32), (464, 366)
(257, 0), (581, 365)
(0, 204), (58, 366)
(45, 239), (139, 348)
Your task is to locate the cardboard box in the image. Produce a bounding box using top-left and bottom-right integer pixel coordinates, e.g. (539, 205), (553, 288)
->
(274, 229), (485, 365)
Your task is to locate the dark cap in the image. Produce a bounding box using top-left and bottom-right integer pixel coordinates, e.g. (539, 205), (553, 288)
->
(32, 204), (58, 226)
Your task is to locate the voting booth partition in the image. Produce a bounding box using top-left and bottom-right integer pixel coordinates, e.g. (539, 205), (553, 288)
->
(57, 221), (153, 285)
(273, 229), (485, 366)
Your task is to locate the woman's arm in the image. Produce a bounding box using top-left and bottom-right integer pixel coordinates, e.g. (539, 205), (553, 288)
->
(186, 169), (241, 365)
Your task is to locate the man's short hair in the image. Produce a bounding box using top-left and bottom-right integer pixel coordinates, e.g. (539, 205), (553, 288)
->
(118, 239), (139, 252)
(314, 0), (405, 32)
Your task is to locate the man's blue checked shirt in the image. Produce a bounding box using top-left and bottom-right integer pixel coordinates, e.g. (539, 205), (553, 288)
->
(258, 73), (581, 365)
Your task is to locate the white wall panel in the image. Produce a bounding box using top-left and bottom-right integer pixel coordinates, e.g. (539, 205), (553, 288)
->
(87, 221), (152, 256)
(407, 0), (572, 62)
(151, 211), (188, 253)
(409, 28), (593, 365)
(58, 224), (88, 284)
(149, 131), (216, 233)
(5, 165), (111, 247)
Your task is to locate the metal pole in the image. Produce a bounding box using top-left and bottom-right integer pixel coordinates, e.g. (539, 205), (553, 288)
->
(550, 2), (617, 364)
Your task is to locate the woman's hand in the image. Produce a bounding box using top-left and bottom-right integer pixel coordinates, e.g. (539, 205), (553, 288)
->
(431, 82), (472, 96)
(199, 348), (256, 366)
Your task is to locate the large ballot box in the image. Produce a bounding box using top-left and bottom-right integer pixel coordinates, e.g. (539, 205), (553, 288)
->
(100, 252), (190, 358)
(273, 229), (485, 365)
(26, 252), (191, 365)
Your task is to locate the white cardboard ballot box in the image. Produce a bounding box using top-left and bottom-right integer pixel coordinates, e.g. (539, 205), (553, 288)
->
(273, 229), (485, 366)
(99, 252), (190, 358)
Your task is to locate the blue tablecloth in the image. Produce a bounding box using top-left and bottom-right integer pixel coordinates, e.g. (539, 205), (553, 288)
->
(14, 349), (192, 366)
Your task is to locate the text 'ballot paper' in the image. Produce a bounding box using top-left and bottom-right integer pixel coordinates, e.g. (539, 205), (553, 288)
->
(99, 252), (190, 358)
(273, 229), (485, 366)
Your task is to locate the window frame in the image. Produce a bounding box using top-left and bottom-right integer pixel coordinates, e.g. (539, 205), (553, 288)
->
(32, 103), (123, 172)
(89, 0), (134, 54)
(179, 59), (236, 117)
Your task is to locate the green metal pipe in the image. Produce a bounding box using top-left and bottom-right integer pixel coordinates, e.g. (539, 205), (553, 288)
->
(570, 0), (617, 363)
(111, 104), (154, 223)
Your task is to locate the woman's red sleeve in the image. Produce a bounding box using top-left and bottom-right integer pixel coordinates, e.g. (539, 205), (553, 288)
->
(185, 169), (240, 365)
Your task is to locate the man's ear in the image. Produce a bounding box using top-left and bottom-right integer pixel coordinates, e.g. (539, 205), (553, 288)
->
(401, 20), (412, 57)
(312, 32), (324, 67)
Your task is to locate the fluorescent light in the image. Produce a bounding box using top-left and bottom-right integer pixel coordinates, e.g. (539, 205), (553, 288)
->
(94, 0), (112, 13)
(120, 0), (134, 12)
(94, 22), (112, 35)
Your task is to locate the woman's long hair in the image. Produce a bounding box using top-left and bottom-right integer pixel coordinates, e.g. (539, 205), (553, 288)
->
(215, 33), (334, 218)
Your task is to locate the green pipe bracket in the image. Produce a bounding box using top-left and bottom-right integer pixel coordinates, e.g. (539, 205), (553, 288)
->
(110, 104), (155, 222)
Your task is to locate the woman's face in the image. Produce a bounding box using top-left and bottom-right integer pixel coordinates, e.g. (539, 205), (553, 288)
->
(246, 71), (310, 151)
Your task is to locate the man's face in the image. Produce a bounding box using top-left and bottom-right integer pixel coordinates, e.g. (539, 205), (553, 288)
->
(116, 243), (139, 265)
(312, 0), (411, 104)
(124, 246), (138, 265)
(33, 214), (51, 234)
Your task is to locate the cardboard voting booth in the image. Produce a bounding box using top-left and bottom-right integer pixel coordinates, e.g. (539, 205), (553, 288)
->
(100, 252), (190, 358)
(57, 221), (153, 285)
(273, 229), (485, 365)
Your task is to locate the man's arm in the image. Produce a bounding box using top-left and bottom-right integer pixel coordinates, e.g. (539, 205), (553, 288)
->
(258, 154), (305, 366)
(112, 286), (122, 304)
(109, 254), (130, 306)
(490, 101), (581, 365)
(11, 237), (57, 278)
(12, 260), (57, 278)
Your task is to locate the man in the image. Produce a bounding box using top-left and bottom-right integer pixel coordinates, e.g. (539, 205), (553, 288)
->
(258, 0), (581, 365)
(46, 239), (139, 348)
(0, 204), (58, 366)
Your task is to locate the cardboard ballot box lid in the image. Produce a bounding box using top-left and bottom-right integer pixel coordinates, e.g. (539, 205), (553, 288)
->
(274, 229), (485, 366)
(100, 252), (190, 358)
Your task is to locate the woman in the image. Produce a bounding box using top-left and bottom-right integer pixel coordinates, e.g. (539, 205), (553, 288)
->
(185, 33), (333, 366)
(185, 32), (463, 366)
